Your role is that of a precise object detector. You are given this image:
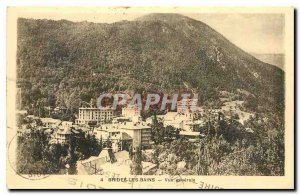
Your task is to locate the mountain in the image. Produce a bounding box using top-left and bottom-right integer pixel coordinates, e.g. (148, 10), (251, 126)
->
(251, 53), (284, 70)
(16, 14), (284, 116)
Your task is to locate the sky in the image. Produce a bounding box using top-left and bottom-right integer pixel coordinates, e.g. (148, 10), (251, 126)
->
(190, 13), (285, 54)
(19, 11), (285, 54)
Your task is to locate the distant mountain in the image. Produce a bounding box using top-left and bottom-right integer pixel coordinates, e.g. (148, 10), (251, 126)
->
(17, 14), (284, 116)
(251, 53), (284, 70)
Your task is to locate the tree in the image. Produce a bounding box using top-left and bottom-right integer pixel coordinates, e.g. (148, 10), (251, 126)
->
(164, 125), (180, 143)
(106, 136), (112, 149)
(78, 134), (101, 158)
(150, 114), (165, 144)
(196, 138), (210, 175)
(130, 147), (143, 175)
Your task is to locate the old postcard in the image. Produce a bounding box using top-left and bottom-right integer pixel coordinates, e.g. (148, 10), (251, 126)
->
(6, 7), (294, 189)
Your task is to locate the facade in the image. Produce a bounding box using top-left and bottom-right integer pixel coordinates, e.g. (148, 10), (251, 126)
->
(122, 105), (141, 118)
(40, 118), (61, 128)
(121, 105), (142, 123)
(94, 122), (151, 152)
(61, 121), (73, 127)
(177, 99), (198, 113)
(55, 126), (72, 144)
(112, 116), (131, 124)
(53, 124), (82, 144)
(120, 122), (151, 149)
(75, 107), (115, 125)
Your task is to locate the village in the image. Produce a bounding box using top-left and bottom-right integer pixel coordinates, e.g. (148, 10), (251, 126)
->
(8, 9), (288, 189)
(16, 91), (255, 175)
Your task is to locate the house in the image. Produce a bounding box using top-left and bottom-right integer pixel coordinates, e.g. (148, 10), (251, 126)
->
(120, 122), (152, 149)
(120, 106), (142, 123)
(159, 110), (202, 131)
(54, 126), (72, 144)
(78, 149), (158, 175)
(61, 121), (73, 127)
(177, 99), (199, 113)
(40, 118), (61, 128)
(51, 122), (82, 144)
(77, 149), (130, 175)
(142, 98), (204, 132)
(93, 121), (151, 152)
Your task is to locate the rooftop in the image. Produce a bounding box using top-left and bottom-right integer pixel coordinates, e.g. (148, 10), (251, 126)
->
(179, 131), (201, 136)
(120, 122), (151, 130)
(79, 107), (113, 110)
(40, 118), (61, 123)
(57, 126), (72, 135)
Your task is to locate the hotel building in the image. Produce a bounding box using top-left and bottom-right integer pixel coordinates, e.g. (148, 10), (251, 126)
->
(75, 107), (115, 125)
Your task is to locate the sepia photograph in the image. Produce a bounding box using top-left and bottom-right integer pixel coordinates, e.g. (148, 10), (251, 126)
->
(6, 7), (294, 189)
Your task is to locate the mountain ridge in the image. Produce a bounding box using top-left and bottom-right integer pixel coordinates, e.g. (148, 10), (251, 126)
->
(16, 14), (284, 117)
(251, 53), (284, 70)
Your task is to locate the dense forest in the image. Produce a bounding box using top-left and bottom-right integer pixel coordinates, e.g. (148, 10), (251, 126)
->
(17, 14), (284, 119)
(144, 113), (284, 176)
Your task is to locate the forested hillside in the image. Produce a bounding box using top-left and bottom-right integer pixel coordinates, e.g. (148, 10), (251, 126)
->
(17, 14), (284, 118)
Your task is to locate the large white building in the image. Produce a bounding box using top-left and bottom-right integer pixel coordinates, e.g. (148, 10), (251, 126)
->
(120, 122), (151, 149)
(121, 105), (142, 122)
(146, 103), (203, 132)
(94, 121), (151, 152)
(75, 107), (115, 125)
